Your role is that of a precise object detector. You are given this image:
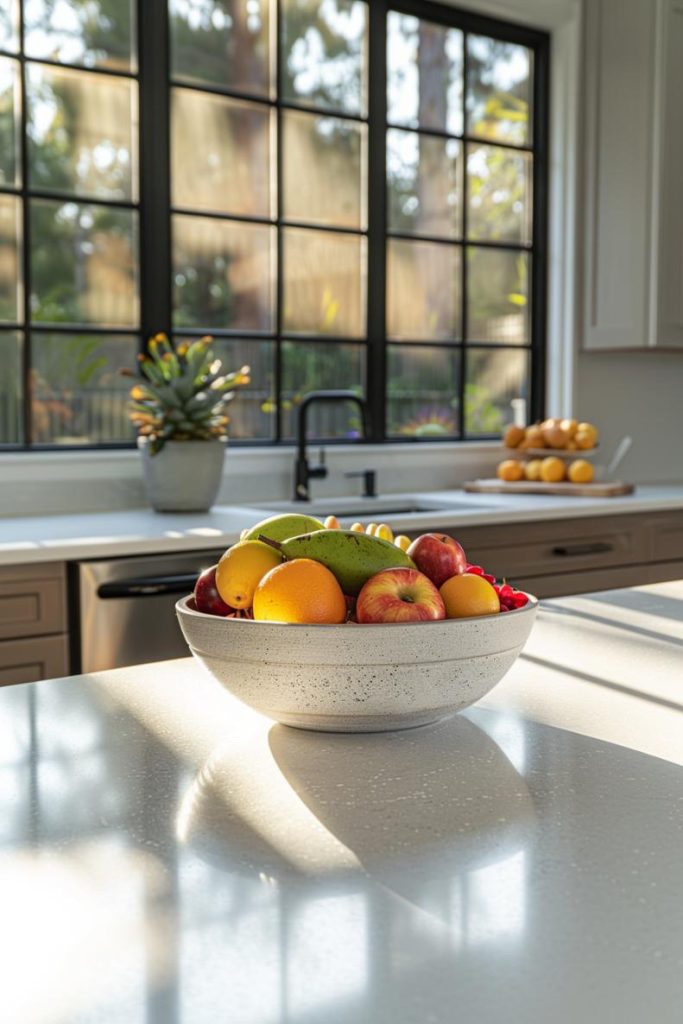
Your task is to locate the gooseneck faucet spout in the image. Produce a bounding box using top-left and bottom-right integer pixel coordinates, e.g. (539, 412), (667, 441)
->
(294, 390), (371, 502)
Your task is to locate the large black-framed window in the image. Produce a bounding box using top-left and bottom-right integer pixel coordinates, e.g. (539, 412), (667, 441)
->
(0, 0), (548, 450)
(0, 0), (141, 448)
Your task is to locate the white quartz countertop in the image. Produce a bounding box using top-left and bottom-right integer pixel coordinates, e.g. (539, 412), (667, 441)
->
(2, 581), (682, 1023)
(1, 484), (683, 566)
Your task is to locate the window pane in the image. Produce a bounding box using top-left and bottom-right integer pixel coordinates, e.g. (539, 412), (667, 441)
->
(281, 0), (367, 116)
(0, 194), (21, 322)
(387, 239), (460, 341)
(0, 330), (22, 444)
(466, 36), (532, 146)
(0, 2), (19, 53)
(387, 344), (460, 438)
(283, 110), (365, 229)
(0, 58), (20, 187)
(170, 0), (271, 96)
(467, 144), (531, 244)
(172, 89), (273, 217)
(175, 336), (275, 440)
(387, 13), (463, 135)
(30, 200), (139, 327)
(467, 247), (529, 343)
(24, 0), (135, 71)
(26, 64), (137, 202)
(387, 129), (461, 239)
(465, 347), (528, 437)
(173, 215), (275, 331)
(283, 228), (365, 337)
(30, 332), (137, 444)
(281, 341), (364, 440)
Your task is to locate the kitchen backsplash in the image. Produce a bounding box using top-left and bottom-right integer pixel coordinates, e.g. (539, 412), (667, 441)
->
(0, 443), (502, 518)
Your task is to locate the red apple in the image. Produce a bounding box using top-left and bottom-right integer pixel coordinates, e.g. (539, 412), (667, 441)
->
(406, 533), (467, 588)
(356, 568), (446, 624)
(194, 565), (234, 616)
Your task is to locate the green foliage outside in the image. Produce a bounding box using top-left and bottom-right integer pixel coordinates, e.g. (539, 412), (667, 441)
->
(2, 0), (531, 444)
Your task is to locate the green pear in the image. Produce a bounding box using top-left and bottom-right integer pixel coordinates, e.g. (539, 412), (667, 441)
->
(244, 512), (325, 543)
(271, 529), (415, 596)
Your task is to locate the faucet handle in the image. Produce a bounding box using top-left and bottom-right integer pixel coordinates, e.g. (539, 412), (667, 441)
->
(344, 468), (376, 499)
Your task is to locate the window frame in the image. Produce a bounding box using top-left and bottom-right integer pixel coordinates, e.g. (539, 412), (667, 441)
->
(0, 0), (549, 451)
(373, 0), (549, 444)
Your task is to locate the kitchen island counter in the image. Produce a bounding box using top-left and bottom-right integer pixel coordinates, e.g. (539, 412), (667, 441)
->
(2, 581), (682, 1023)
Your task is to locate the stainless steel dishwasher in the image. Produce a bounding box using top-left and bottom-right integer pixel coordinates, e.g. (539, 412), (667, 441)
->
(75, 550), (223, 673)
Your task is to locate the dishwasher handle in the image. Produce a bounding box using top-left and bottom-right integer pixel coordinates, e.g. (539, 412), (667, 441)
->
(97, 573), (200, 599)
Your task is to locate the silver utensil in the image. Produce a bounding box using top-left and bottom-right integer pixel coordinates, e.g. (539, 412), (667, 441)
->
(605, 436), (632, 480)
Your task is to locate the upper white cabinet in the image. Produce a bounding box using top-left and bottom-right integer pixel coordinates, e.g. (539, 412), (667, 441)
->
(581, 0), (683, 350)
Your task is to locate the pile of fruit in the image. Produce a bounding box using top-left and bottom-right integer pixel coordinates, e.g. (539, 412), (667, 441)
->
(498, 417), (599, 485)
(193, 513), (531, 625)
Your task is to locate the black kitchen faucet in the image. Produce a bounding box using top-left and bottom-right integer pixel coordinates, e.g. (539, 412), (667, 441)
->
(293, 390), (375, 502)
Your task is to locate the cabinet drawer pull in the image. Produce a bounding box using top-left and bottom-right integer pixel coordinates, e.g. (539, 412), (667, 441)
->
(552, 542), (615, 557)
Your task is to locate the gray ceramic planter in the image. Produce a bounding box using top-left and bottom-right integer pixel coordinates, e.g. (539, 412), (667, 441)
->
(138, 436), (226, 513)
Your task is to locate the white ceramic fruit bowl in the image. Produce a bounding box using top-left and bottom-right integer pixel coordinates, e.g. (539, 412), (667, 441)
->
(176, 594), (538, 733)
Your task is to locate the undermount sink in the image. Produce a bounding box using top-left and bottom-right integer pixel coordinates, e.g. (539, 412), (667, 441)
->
(255, 496), (493, 520)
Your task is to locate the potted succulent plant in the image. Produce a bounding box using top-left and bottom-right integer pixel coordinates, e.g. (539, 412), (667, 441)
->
(124, 333), (250, 513)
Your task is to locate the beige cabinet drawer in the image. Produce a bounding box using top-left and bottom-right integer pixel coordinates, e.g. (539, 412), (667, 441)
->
(649, 514), (683, 562)
(453, 515), (649, 582)
(512, 564), (653, 600)
(0, 634), (70, 686)
(0, 563), (67, 641)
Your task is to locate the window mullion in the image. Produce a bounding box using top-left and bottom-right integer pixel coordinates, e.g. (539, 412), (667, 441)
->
(138, 0), (171, 345)
(460, 31), (468, 440)
(367, 0), (389, 443)
(530, 36), (550, 424)
(17, 1), (31, 445)
(275, 0), (284, 443)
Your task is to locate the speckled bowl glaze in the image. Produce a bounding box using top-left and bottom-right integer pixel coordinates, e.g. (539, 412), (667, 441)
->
(176, 594), (538, 733)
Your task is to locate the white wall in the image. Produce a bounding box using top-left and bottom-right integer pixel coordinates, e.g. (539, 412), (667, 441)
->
(575, 351), (683, 483)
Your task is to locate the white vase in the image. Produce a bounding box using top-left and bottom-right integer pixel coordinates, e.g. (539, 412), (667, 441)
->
(138, 436), (226, 513)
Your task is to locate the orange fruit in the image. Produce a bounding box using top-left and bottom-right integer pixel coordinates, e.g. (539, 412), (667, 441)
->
(577, 421), (598, 440)
(324, 515), (341, 529)
(253, 558), (347, 624)
(524, 458), (543, 481)
(540, 456), (566, 483)
(497, 459), (524, 482)
(575, 428), (597, 450)
(440, 573), (500, 619)
(560, 417), (578, 438)
(394, 534), (412, 552)
(543, 425), (569, 449)
(216, 540), (283, 609)
(523, 425), (545, 448)
(349, 522), (365, 533)
(568, 459), (594, 484)
(503, 424), (525, 448)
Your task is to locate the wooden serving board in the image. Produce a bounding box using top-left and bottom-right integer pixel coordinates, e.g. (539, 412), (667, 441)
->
(465, 479), (635, 498)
